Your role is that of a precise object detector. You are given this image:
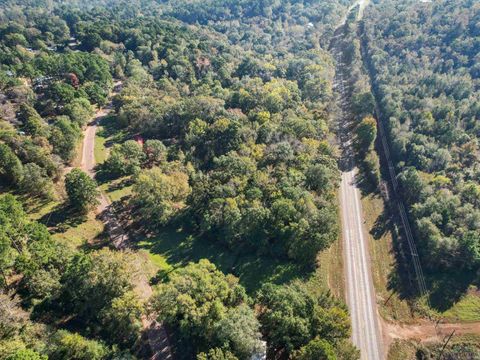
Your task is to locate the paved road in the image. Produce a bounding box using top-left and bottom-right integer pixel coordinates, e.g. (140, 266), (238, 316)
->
(340, 169), (383, 360)
(332, 1), (383, 358)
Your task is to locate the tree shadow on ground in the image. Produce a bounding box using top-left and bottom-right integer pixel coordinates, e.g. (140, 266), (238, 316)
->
(106, 177), (133, 192)
(16, 193), (53, 214)
(38, 203), (87, 231)
(97, 114), (129, 149)
(381, 202), (478, 313)
(354, 168), (378, 196)
(80, 226), (111, 251)
(426, 270), (478, 312)
(370, 210), (389, 240)
(93, 164), (117, 184)
(136, 225), (308, 294)
(376, 204), (418, 302)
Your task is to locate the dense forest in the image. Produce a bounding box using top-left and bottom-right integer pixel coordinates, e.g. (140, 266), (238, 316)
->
(362, 0), (480, 280)
(2, 0), (479, 358)
(0, 0), (360, 359)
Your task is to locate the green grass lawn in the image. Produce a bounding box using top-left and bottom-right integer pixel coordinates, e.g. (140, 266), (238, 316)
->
(94, 126), (108, 165)
(313, 226), (344, 300)
(16, 192), (105, 249)
(361, 192), (414, 323)
(51, 212), (105, 249)
(99, 176), (133, 202)
(440, 289), (480, 323)
(22, 196), (60, 222)
(137, 225), (309, 294)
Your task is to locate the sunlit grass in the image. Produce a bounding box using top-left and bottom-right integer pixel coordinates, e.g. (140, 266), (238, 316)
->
(387, 340), (417, 360)
(99, 176), (133, 202)
(136, 225), (308, 294)
(94, 126), (108, 165)
(51, 212), (105, 249)
(312, 230), (344, 299)
(441, 290), (480, 322)
(361, 192), (414, 323)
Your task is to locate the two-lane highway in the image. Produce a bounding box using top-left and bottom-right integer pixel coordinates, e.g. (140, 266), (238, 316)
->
(340, 168), (383, 360)
(332, 1), (384, 358)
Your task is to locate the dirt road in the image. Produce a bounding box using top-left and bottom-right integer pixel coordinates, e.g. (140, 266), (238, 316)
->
(79, 82), (173, 360)
(82, 109), (110, 213)
(81, 81), (123, 212)
(383, 319), (480, 351)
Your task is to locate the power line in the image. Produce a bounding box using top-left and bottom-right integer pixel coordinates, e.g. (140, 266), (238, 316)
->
(371, 67), (429, 302)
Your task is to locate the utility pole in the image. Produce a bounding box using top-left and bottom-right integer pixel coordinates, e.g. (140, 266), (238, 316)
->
(437, 330), (455, 360)
(384, 291), (394, 306)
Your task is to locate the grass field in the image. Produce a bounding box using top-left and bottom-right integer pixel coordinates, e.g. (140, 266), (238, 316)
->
(137, 225), (309, 294)
(17, 192), (105, 249)
(99, 176), (133, 202)
(51, 211), (105, 249)
(361, 191), (414, 323)
(440, 289), (480, 323)
(313, 225), (344, 299)
(361, 188), (480, 325)
(94, 126), (108, 165)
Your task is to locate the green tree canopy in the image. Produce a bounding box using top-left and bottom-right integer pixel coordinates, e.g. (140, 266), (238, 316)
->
(65, 168), (99, 212)
(257, 282), (350, 357)
(132, 166), (190, 228)
(151, 260), (258, 358)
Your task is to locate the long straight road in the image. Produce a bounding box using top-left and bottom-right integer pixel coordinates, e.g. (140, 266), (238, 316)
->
(340, 168), (383, 360)
(332, 1), (384, 358)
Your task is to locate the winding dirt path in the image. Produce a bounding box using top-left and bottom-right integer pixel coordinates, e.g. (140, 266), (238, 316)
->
(80, 81), (173, 360)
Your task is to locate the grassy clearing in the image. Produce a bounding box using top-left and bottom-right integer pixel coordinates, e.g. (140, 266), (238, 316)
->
(95, 115), (133, 203)
(94, 125), (108, 165)
(311, 197), (345, 300)
(388, 334), (480, 360)
(96, 115), (128, 149)
(361, 192), (414, 323)
(137, 225), (309, 294)
(22, 196), (60, 221)
(51, 212), (105, 249)
(94, 114), (129, 168)
(360, 188), (479, 324)
(313, 233), (344, 300)
(99, 176), (133, 202)
(17, 193), (105, 249)
(440, 288), (480, 323)
(360, 187), (480, 325)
